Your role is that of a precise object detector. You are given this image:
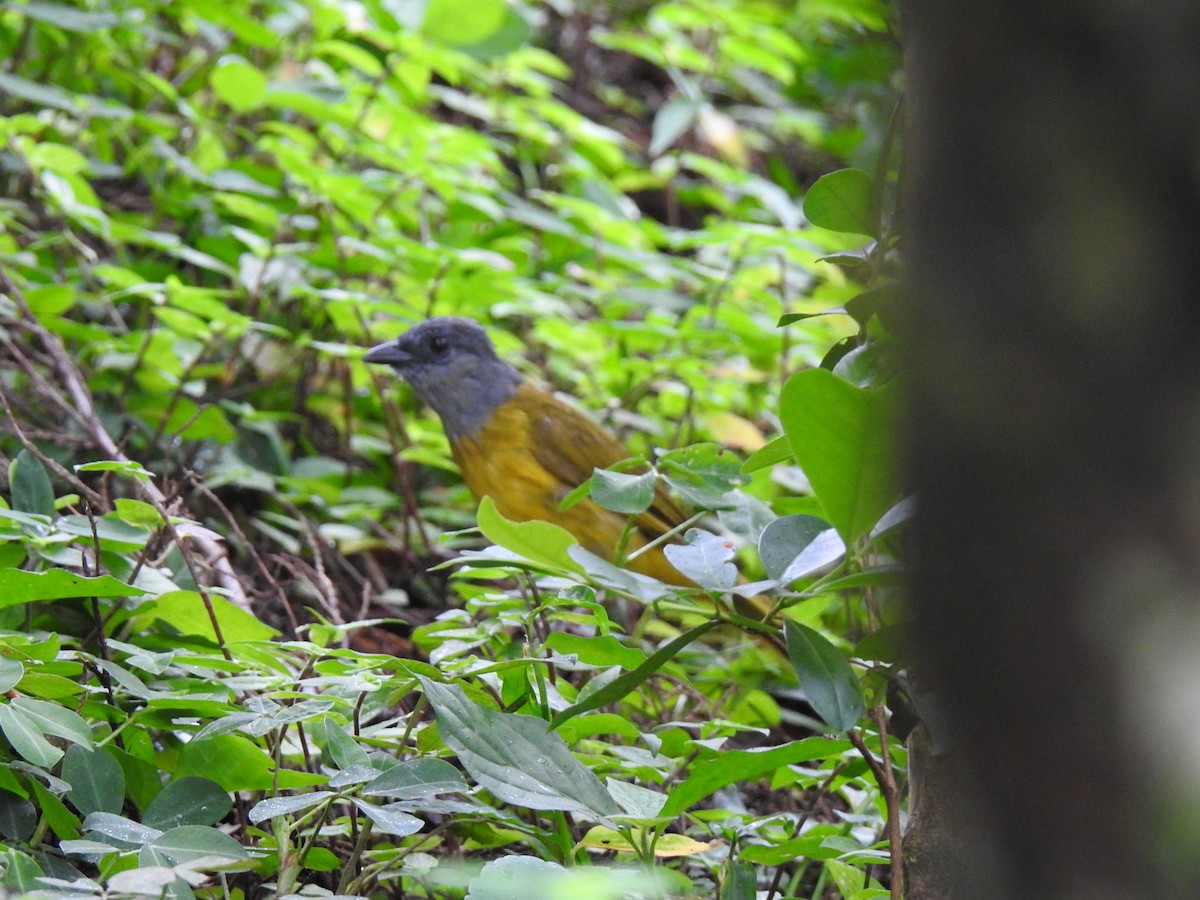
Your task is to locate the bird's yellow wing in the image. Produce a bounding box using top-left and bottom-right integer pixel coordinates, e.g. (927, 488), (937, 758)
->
(522, 385), (690, 542)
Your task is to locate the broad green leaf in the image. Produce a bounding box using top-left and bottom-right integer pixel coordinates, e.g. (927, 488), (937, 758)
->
(741, 435), (793, 474)
(0, 849), (44, 892)
(757, 514), (830, 581)
(248, 792), (335, 825)
(147, 825), (249, 863)
(0, 569), (146, 607)
(784, 622), (864, 732)
(0, 792), (36, 841)
(422, 0), (507, 46)
(363, 759), (468, 800)
(542, 633), (645, 670)
(454, 5), (532, 59)
(420, 678), (620, 818)
(650, 98), (701, 157)
(176, 735), (280, 792)
(778, 528), (846, 583)
(351, 799), (424, 837)
(11, 697), (91, 746)
(0, 73), (81, 115)
(780, 368), (897, 542)
(0, 704), (61, 766)
(722, 860), (758, 900)
(663, 529), (737, 590)
(62, 746), (125, 815)
(10, 449), (53, 517)
(590, 468), (655, 515)
(56, 514), (152, 548)
(82, 811), (161, 848)
(75, 460), (154, 483)
(210, 57), (268, 112)
(12, 2), (118, 32)
(0, 658), (22, 694)
(114, 498), (163, 530)
(31, 780), (79, 841)
(142, 777), (232, 830)
(319, 717), (371, 771)
(803, 168), (875, 236)
(607, 780), (667, 819)
(658, 443), (747, 508)
(661, 737), (850, 817)
(140, 590), (279, 642)
(467, 856), (567, 900)
(23, 284), (74, 316)
(476, 496), (582, 573)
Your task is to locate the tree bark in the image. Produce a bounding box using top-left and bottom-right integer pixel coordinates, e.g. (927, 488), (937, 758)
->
(903, 2), (1200, 897)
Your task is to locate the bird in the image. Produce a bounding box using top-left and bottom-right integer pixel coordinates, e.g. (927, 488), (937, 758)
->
(363, 316), (696, 588)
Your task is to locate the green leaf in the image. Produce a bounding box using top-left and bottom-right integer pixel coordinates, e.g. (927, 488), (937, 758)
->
(658, 443), (747, 508)
(11, 2), (118, 32)
(741, 435), (793, 474)
(590, 468), (655, 515)
(803, 168), (875, 236)
(757, 514), (830, 581)
(0, 849), (44, 892)
(662, 529), (737, 590)
(147, 825), (250, 864)
(453, 5), (532, 59)
(11, 697), (92, 746)
(31, 780), (80, 841)
(0, 658), (23, 694)
(476, 496), (582, 573)
(62, 745), (125, 815)
(0, 792), (36, 841)
(650, 98), (701, 156)
(176, 735), (283, 792)
(56, 514), (152, 548)
(23, 284), (75, 316)
(139, 590), (279, 642)
(75, 460), (155, 483)
(142, 777), (232, 830)
(661, 737), (850, 817)
(780, 368), (897, 542)
(0, 569), (146, 607)
(10, 449), (54, 517)
(722, 860), (758, 900)
(420, 678), (620, 818)
(784, 622), (865, 732)
(423, 0), (507, 46)
(551, 619), (722, 728)
(351, 799), (425, 837)
(363, 759), (468, 800)
(210, 57), (268, 112)
(81, 811), (161, 848)
(319, 717), (371, 771)
(542, 633), (645, 670)
(777, 528), (846, 583)
(248, 792), (335, 825)
(114, 499), (163, 530)
(0, 704), (61, 766)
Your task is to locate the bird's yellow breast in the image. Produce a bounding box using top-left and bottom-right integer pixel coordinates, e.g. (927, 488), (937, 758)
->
(450, 382), (690, 586)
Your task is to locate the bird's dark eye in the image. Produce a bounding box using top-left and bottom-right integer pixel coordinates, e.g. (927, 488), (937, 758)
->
(430, 335), (450, 354)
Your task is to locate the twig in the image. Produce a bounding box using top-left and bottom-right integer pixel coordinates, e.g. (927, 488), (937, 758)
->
(0, 264), (252, 613)
(848, 720), (904, 898)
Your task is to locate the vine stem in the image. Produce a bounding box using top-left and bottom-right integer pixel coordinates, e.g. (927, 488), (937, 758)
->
(848, 713), (904, 898)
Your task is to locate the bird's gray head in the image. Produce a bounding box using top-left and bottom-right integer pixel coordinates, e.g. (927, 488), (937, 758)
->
(364, 317), (522, 440)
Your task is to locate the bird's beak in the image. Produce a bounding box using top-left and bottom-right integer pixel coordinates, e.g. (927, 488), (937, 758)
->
(363, 340), (410, 366)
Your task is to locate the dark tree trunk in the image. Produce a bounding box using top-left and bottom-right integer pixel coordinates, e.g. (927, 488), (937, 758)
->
(902, 2), (1200, 897)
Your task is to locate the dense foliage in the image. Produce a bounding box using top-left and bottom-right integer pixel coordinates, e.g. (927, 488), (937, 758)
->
(0, 0), (905, 897)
